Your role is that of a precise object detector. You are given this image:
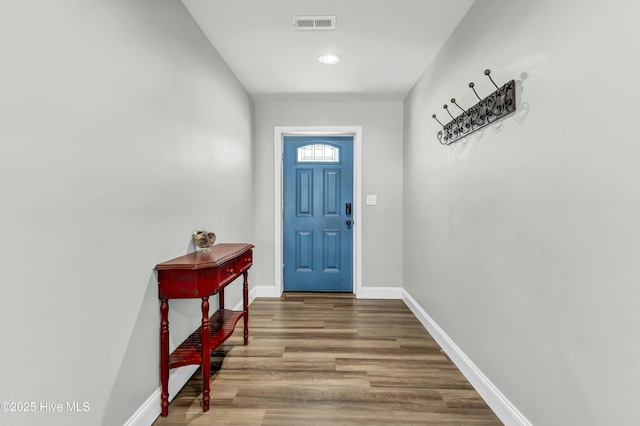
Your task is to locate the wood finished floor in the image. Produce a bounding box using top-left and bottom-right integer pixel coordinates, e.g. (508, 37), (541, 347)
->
(153, 293), (502, 426)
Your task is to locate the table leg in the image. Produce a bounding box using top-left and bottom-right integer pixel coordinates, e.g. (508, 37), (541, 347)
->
(160, 299), (169, 417)
(243, 271), (249, 345)
(201, 296), (210, 412)
(219, 288), (225, 310)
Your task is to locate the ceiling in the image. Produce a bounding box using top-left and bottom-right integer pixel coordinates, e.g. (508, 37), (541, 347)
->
(181, 0), (475, 102)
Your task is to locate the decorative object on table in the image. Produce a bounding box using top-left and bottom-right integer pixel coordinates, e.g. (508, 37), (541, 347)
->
(432, 69), (516, 145)
(192, 229), (216, 253)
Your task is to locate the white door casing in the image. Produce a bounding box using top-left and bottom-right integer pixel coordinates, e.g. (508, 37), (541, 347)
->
(274, 126), (363, 297)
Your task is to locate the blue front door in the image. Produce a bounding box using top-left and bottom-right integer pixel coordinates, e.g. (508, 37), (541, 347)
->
(283, 136), (354, 292)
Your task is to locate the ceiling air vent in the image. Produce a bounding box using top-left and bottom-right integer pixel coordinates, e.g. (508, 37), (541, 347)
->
(292, 15), (336, 31)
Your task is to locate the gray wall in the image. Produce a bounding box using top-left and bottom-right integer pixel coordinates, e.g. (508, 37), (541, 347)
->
(0, 1), (254, 425)
(253, 101), (403, 291)
(403, 0), (640, 424)
(5, 0), (639, 424)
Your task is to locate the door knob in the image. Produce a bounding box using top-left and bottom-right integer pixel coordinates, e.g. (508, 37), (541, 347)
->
(346, 220), (352, 225)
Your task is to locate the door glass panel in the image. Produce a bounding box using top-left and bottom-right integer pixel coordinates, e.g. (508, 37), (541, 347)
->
(297, 144), (339, 163)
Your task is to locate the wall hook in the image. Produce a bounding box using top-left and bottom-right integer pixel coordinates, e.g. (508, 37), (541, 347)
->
(450, 98), (467, 114)
(485, 69), (500, 90)
(443, 104), (455, 120)
(432, 114), (445, 128)
(469, 82), (482, 101)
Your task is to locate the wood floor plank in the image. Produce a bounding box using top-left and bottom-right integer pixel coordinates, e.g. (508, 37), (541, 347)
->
(248, 337), (402, 349)
(232, 386), (447, 409)
(153, 293), (502, 425)
(335, 358), (456, 373)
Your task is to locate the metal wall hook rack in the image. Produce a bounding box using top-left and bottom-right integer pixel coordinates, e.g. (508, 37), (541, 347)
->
(433, 69), (516, 145)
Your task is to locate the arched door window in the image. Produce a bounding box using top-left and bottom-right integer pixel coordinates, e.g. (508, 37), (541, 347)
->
(296, 144), (340, 163)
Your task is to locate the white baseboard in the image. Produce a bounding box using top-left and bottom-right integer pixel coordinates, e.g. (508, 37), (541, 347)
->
(230, 286), (257, 310)
(254, 284), (281, 298)
(123, 364), (198, 426)
(401, 290), (532, 426)
(359, 286), (404, 299)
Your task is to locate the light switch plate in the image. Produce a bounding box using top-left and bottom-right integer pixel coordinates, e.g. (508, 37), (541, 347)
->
(366, 194), (377, 205)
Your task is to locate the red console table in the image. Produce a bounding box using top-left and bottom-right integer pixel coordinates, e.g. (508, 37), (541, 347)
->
(155, 243), (253, 417)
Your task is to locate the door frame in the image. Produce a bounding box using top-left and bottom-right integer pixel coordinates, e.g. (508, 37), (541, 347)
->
(274, 126), (362, 297)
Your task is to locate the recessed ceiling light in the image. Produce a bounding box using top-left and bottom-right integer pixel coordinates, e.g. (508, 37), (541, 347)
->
(319, 53), (341, 65)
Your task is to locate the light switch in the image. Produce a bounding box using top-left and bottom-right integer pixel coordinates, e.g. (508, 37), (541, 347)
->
(366, 194), (378, 205)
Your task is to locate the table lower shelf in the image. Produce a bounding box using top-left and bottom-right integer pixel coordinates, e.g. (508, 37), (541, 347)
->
(168, 309), (245, 369)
